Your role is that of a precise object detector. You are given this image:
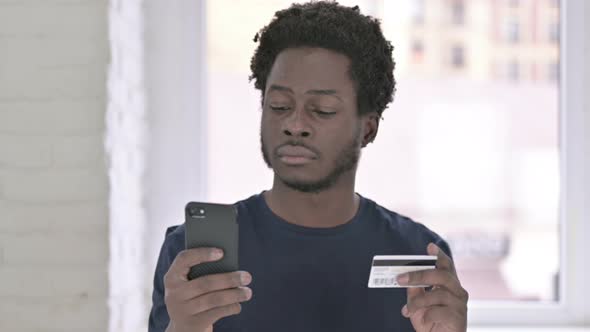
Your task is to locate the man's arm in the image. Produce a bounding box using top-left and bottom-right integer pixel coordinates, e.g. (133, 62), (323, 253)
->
(149, 226), (252, 332)
(149, 229), (177, 332)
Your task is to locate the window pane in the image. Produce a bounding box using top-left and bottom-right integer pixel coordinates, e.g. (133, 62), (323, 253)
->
(451, 1), (465, 25)
(206, 0), (560, 303)
(451, 45), (465, 68)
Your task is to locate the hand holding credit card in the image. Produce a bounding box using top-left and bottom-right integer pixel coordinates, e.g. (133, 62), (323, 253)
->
(387, 243), (468, 332)
(367, 255), (437, 288)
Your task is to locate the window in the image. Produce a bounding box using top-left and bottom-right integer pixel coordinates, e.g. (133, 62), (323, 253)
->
(451, 0), (465, 25)
(549, 22), (560, 43)
(412, 0), (425, 25)
(207, 0), (562, 305)
(451, 45), (465, 68)
(506, 20), (520, 43)
(549, 62), (560, 82)
(508, 60), (520, 81)
(411, 39), (424, 62)
(143, 0), (589, 327)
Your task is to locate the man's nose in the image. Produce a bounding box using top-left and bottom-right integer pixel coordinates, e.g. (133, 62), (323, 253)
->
(282, 107), (311, 138)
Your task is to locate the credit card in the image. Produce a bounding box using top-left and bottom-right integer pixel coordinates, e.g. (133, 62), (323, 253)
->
(368, 255), (437, 288)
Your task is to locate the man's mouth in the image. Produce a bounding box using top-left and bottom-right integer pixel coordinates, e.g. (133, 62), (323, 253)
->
(276, 145), (317, 165)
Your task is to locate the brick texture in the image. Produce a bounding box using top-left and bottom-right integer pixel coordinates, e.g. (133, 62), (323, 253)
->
(0, 0), (110, 330)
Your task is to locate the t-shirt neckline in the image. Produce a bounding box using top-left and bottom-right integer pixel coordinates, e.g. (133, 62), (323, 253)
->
(256, 190), (368, 236)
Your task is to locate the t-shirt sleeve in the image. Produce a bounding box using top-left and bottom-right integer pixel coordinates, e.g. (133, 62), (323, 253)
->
(148, 226), (183, 332)
(418, 222), (453, 261)
(434, 237), (453, 261)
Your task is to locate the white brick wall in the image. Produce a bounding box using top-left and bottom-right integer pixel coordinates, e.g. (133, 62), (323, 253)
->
(0, 0), (110, 331)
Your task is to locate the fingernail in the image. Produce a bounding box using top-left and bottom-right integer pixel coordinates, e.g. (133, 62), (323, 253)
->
(401, 304), (409, 317)
(212, 249), (224, 259)
(242, 287), (253, 300)
(397, 273), (409, 285)
(241, 272), (252, 285)
(429, 242), (440, 254)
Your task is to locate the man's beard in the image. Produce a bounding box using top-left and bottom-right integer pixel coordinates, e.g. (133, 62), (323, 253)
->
(260, 126), (362, 194)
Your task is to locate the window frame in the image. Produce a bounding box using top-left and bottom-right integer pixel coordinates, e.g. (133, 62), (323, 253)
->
(147, 0), (589, 327)
(467, 0), (589, 325)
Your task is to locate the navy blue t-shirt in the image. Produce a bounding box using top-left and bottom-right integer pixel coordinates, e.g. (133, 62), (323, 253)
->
(149, 192), (451, 332)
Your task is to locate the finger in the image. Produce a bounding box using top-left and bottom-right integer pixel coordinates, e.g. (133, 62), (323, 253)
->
(405, 288), (466, 316)
(165, 248), (224, 286)
(187, 286), (252, 315)
(197, 302), (243, 326)
(406, 286), (425, 301)
(427, 242), (456, 275)
(181, 271), (252, 300)
(421, 306), (463, 327)
(403, 287), (425, 317)
(400, 269), (466, 299)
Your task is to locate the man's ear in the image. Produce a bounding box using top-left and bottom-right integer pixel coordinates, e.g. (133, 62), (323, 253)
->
(361, 112), (380, 148)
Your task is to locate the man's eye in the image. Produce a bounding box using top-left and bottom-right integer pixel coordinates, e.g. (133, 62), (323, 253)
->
(270, 106), (290, 112)
(313, 109), (337, 117)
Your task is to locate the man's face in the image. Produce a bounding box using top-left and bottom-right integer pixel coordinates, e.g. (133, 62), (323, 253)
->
(260, 47), (370, 193)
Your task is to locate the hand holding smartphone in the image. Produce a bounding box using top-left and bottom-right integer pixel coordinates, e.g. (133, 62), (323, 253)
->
(162, 202), (248, 332)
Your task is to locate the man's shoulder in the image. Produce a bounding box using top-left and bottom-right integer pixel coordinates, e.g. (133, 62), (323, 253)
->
(364, 196), (424, 231)
(159, 223), (186, 259)
(363, 195), (451, 256)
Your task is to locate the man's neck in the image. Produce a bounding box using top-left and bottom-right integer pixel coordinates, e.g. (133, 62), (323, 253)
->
(263, 177), (360, 228)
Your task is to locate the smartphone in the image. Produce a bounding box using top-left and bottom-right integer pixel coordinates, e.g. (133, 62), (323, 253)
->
(184, 201), (239, 280)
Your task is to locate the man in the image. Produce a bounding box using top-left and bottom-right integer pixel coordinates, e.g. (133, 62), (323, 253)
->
(149, 2), (468, 332)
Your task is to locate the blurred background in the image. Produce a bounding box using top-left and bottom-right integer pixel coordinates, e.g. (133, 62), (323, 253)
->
(206, 0), (561, 303)
(0, 0), (588, 331)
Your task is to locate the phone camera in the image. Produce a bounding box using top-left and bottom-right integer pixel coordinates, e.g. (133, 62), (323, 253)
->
(189, 206), (206, 218)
